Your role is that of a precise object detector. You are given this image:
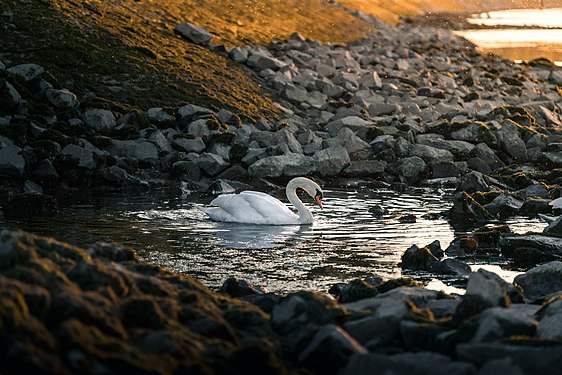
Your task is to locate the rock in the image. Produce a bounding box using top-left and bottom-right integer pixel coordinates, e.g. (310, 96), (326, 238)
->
(298, 324), (367, 373)
(59, 144), (96, 170)
(196, 153), (230, 176)
(328, 278), (380, 303)
(148, 130), (173, 153)
(31, 159), (59, 187)
(497, 121), (527, 162)
(313, 146), (351, 177)
(247, 51), (286, 71)
(105, 139), (159, 165)
(2, 81), (22, 111)
(344, 160), (386, 177)
(464, 269), (511, 307)
(499, 234), (562, 268)
(431, 161), (467, 178)
(45, 88), (79, 109)
(248, 153), (314, 178)
(335, 127), (371, 160)
(368, 103), (398, 117)
(535, 296), (562, 339)
(410, 144), (454, 164)
(2, 193), (57, 218)
(174, 22), (215, 45)
(230, 47), (249, 63)
(478, 358), (525, 375)
(543, 215), (562, 236)
(457, 343), (562, 375)
(416, 135), (474, 159)
(483, 192), (523, 217)
(172, 137), (206, 153)
(99, 166), (137, 187)
(147, 107), (176, 125)
(340, 352), (475, 375)
(401, 244), (440, 271)
(514, 261), (562, 303)
(219, 276), (268, 297)
(456, 171), (489, 194)
(449, 192), (495, 226)
(82, 109), (117, 132)
(0, 143), (25, 177)
(177, 104), (215, 125)
(395, 156), (427, 184)
(469, 143), (505, 171)
(326, 116), (370, 137)
(6, 63), (44, 81)
(470, 307), (537, 343)
(431, 258), (471, 276)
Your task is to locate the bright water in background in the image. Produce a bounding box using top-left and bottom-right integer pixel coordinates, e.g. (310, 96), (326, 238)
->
(455, 8), (562, 65)
(0, 186), (546, 294)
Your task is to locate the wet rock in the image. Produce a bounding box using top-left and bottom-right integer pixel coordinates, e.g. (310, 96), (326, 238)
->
(2, 193), (57, 218)
(31, 159), (59, 187)
(431, 161), (467, 178)
(499, 234), (562, 268)
(483, 192), (523, 218)
(105, 139), (159, 166)
(219, 276), (269, 297)
(59, 144), (96, 170)
(174, 22), (215, 45)
(344, 160), (386, 177)
(328, 278), (380, 303)
(432, 258), (471, 276)
(464, 269), (511, 308)
(514, 261), (562, 303)
(470, 307), (537, 343)
(543, 215), (562, 236)
(469, 143), (505, 171)
(196, 152), (230, 176)
(449, 192), (495, 226)
(410, 144), (454, 165)
(456, 171), (489, 193)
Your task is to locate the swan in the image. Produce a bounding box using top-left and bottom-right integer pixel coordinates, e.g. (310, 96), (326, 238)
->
(199, 177), (324, 225)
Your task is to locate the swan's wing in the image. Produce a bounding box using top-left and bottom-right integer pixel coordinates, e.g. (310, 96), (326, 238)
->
(205, 191), (298, 224)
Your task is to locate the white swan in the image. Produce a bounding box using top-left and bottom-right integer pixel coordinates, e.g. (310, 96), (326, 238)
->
(199, 177), (324, 225)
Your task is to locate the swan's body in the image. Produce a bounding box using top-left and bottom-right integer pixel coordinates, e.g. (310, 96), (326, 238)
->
(199, 177), (323, 225)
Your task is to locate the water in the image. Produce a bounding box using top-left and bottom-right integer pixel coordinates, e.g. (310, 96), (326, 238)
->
(0, 186), (546, 294)
(455, 8), (562, 65)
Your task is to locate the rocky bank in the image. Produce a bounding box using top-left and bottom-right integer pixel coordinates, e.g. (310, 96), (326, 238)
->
(2, 2), (562, 374)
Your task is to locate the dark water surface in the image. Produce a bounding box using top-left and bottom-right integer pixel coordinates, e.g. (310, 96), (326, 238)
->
(0, 186), (545, 294)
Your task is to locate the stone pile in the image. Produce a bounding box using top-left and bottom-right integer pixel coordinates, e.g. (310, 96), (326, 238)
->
(2, 229), (562, 374)
(2, 22), (562, 216)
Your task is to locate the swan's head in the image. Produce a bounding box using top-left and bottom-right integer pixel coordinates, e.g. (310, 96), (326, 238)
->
(290, 177), (324, 209)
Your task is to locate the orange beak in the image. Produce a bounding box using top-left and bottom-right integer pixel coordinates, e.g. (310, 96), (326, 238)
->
(314, 195), (323, 209)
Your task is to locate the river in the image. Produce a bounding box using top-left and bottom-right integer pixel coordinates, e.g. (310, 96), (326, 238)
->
(0, 185), (546, 294)
(455, 8), (562, 65)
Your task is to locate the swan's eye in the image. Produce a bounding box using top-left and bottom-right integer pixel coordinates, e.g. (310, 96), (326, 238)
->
(315, 189), (324, 199)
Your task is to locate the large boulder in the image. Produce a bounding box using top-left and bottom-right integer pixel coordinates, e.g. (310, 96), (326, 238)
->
(174, 22), (215, 45)
(0, 143), (25, 177)
(313, 146), (351, 177)
(395, 156), (427, 184)
(514, 261), (562, 303)
(248, 153), (315, 178)
(105, 139), (160, 165)
(83, 109), (117, 132)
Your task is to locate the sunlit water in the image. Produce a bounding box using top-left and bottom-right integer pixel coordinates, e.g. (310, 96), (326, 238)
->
(455, 8), (562, 65)
(0, 187), (546, 294)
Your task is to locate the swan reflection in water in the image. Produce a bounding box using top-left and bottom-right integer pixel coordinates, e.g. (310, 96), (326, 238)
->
(202, 223), (307, 249)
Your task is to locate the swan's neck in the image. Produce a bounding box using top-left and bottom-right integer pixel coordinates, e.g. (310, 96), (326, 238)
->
(286, 180), (313, 224)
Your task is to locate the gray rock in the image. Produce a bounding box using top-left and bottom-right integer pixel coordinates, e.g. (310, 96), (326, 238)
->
(483, 192), (523, 217)
(326, 116), (370, 137)
(99, 166), (135, 186)
(283, 84), (308, 105)
(59, 144), (96, 170)
(6, 63), (44, 81)
(340, 352), (475, 375)
(544, 215), (562, 236)
(45, 88), (79, 109)
(370, 135), (395, 154)
(247, 51), (286, 71)
(31, 159), (59, 187)
(469, 143), (505, 171)
(416, 135), (475, 159)
(248, 153), (315, 178)
(187, 119), (212, 139)
(277, 129), (303, 154)
(344, 160), (386, 177)
(551, 70), (562, 85)
(4, 81), (22, 110)
(471, 307), (537, 343)
(196, 153), (230, 176)
(174, 22), (215, 45)
(82, 109), (117, 132)
(172, 137), (206, 153)
(147, 108), (175, 125)
(313, 146), (351, 176)
(457, 343), (562, 375)
(229, 47), (249, 63)
(450, 124), (487, 142)
(394, 137), (411, 158)
(536, 297), (562, 339)
(431, 161), (468, 178)
(410, 144), (454, 164)
(431, 258), (471, 276)
(497, 122), (527, 162)
(336, 127), (371, 160)
(177, 104), (215, 125)
(298, 324), (367, 371)
(395, 156), (427, 183)
(148, 130), (173, 153)
(425, 299), (460, 319)
(105, 139), (159, 164)
(465, 269), (510, 307)
(514, 261), (562, 303)
(0, 144), (25, 177)
(478, 358), (525, 375)
(23, 180), (43, 194)
(368, 103), (399, 117)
